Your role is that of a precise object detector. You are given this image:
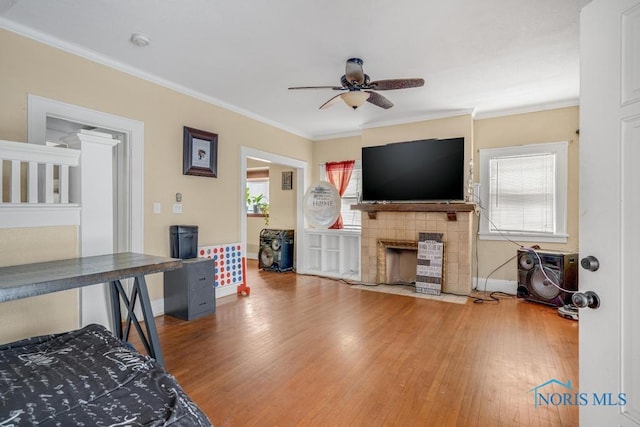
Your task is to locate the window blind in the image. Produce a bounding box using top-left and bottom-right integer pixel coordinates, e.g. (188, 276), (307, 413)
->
(489, 153), (556, 234)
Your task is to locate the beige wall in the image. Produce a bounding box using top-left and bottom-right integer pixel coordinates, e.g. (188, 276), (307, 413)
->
(312, 135), (362, 180)
(267, 164), (297, 230)
(362, 114), (474, 148)
(0, 226), (79, 343)
(473, 106), (580, 282)
(314, 110), (578, 285)
(0, 29), (312, 338)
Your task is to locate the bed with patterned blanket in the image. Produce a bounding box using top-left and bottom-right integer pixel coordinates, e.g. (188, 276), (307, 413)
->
(0, 324), (211, 426)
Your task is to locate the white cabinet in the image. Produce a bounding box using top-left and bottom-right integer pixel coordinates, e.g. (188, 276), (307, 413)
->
(303, 229), (360, 280)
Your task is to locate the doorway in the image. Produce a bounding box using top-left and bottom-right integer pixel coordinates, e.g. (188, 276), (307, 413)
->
(28, 95), (144, 327)
(240, 147), (307, 273)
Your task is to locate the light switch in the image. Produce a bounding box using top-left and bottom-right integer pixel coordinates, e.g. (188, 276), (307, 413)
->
(173, 203), (183, 214)
(153, 202), (161, 214)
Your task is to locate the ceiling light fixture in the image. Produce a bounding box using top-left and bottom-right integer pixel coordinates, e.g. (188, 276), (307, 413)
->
(340, 91), (370, 110)
(130, 33), (151, 47)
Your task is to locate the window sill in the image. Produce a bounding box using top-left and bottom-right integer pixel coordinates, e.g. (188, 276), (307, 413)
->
(478, 232), (568, 243)
(247, 213), (268, 218)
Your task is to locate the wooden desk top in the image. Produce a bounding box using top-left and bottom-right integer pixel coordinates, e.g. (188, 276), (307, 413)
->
(0, 252), (183, 303)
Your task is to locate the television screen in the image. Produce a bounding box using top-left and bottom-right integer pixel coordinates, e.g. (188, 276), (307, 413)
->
(361, 137), (465, 202)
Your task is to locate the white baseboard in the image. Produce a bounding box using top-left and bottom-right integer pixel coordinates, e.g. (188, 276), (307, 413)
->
(246, 252), (258, 260)
(216, 285), (237, 298)
(472, 278), (517, 295)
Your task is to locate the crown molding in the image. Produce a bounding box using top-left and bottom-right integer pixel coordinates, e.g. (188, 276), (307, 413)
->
(0, 18), (313, 140)
(362, 109), (476, 131)
(0, 18), (580, 142)
(473, 99), (579, 120)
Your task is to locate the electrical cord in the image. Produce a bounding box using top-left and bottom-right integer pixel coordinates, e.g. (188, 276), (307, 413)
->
(472, 198), (577, 303)
(296, 199), (576, 304)
(471, 253), (517, 304)
(476, 203), (526, 249)
(521, 246), (578, 294)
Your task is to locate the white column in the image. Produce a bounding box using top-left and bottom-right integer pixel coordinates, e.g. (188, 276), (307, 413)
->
(63, 130), (120, 328)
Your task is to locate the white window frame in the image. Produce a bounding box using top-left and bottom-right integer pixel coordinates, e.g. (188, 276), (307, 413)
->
(320, 160), (362, 230)
(478, 141), (568, 243)
(246, 178), (269, 212)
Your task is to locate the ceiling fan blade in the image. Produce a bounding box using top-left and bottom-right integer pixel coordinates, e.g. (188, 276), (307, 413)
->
(365, 91), (393, 109)
(319, 93), (343, 110)
(345, 58), (365, 85)
(289, 85), (344, 90)
(368, 78), (425, 90)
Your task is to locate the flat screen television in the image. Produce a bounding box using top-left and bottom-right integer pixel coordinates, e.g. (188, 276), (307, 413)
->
(361, 137), (465, 202)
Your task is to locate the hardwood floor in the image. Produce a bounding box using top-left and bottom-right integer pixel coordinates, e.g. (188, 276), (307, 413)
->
(153, 260), (578, 426)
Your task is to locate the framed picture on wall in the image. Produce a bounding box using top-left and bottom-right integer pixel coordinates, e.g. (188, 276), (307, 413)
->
(282, 171), (293, 190)
(183, 126), (218, 177)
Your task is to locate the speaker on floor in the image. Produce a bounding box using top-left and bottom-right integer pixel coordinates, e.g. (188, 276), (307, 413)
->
(258, 229), (294, 272)
(517, 249), (578, 307)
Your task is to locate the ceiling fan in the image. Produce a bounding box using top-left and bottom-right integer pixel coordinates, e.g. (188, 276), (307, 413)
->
(288, 58), (425, 110)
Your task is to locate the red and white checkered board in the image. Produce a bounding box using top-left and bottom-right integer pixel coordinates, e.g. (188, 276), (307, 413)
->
(198, 243), (244, 288)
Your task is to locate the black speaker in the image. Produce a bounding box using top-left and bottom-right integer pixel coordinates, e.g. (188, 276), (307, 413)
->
(517, 249), (578, 307)
(259, 229), (294, 272)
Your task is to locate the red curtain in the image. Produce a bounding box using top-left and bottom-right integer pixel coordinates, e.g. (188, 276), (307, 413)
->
(325, 160), (355, 229)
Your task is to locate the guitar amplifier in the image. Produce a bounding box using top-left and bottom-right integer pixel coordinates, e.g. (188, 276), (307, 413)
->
(517, 248), (578, 307)
(258, 229), (294, 272)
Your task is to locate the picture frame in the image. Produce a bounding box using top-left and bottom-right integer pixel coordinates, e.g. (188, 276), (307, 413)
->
(282, 171), (293, 190)
(183, 126), (218, 177)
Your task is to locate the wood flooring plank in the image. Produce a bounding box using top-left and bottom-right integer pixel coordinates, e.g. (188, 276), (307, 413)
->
(146, 260), (578, 426)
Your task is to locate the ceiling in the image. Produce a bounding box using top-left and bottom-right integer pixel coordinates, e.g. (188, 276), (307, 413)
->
(0, 0), (585, 140)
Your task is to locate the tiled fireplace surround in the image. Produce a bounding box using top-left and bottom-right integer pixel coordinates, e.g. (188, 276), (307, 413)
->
(358, 205), (474, 295)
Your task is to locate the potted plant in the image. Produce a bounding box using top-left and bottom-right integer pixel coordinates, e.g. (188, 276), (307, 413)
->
(252, 194), (269, 225)
(252, 194), (265, 213)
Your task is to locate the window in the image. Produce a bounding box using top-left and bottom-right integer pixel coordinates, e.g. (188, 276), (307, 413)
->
(320, 161), (362, 229)
(246, 168), (269, 213)
(478, 141), (568, 242)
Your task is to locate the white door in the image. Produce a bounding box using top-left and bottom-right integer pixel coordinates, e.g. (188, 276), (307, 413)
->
(579, 0), (640, 425)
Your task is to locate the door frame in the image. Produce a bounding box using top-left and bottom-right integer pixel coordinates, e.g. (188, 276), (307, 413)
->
(27, 94), (145, 321)
(240, 146), (307, 273)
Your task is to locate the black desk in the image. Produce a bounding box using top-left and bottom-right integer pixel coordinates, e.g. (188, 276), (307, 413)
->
(0, 252), (183, 367)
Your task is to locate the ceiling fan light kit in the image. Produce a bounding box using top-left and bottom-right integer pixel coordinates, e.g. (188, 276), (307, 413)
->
(289, 57), (424, 110)
(341, 91), (370, 110)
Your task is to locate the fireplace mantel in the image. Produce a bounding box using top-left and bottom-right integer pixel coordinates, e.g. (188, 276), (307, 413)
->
(352, 202), (474, 220)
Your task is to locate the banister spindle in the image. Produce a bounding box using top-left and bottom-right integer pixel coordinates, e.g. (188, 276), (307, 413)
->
(10, 160), (20, 204)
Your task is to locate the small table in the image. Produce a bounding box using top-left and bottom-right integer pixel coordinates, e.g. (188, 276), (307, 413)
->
(0, 252), (183, 367)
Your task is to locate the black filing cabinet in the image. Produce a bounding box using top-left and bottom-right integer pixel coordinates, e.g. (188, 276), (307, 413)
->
(164, 258), (215, 320)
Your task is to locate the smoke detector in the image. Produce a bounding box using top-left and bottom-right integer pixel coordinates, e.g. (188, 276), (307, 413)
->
(130, 33), (151, 47)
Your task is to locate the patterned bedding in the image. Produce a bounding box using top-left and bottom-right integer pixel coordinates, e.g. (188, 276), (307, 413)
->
(0, 324), (212, 426)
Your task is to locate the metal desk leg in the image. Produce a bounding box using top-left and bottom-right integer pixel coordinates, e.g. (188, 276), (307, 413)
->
(109, 280), (123, 339)
(108, 276), (165, 367)
(133, 275), (165, 367)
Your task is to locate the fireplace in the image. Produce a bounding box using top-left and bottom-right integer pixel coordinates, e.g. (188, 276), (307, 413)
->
(377, 240), (418, 284)
(354, 203), (474, 295)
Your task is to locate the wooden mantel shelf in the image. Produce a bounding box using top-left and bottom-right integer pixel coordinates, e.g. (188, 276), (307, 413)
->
(351, 202), (475, 220)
